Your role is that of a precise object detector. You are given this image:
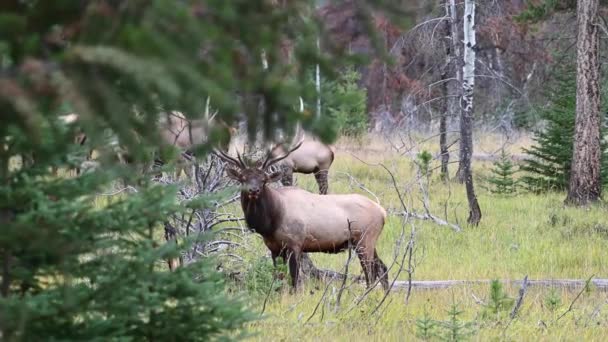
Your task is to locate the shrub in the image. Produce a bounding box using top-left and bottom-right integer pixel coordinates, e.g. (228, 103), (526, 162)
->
(244, 257), (287, 296)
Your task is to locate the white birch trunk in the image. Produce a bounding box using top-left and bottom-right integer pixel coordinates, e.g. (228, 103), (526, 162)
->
(261, 50), (268, 70)
(462, 0), (476, 113)
(460, 0), (481, 224)
(449, 0), (462, 88)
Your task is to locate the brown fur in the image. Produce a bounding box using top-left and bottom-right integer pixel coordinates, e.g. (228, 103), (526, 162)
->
(270, 135), (335, 194)
(218, 145), (388, 291)
(58, 112), (237, 179)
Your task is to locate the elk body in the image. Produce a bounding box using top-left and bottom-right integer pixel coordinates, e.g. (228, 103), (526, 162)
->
(216, 144), (388, 291)
(57, 111), (237, 178)
(269, 135), (334, 194)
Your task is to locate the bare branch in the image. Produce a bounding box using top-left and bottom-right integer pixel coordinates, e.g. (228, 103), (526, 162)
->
(510, 275), (529, 319)
(555, 275), (595, 322)
(334, 219), (355, 311)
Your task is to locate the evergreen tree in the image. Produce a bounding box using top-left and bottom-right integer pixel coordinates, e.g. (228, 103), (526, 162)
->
(484, 149), (519, 195)
(0, 1), (399, 339)
(480, 280), (514, 320)
(437, 300), (476, 341)
(323, 68), (368, 137)
(415, 306), (438, 340)
(520, 68), (608, 192)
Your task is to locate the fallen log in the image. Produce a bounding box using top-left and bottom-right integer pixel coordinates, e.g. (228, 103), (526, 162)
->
(389, 278), (608, 291)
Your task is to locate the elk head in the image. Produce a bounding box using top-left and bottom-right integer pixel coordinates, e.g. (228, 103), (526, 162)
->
(214, 141), (303, 200)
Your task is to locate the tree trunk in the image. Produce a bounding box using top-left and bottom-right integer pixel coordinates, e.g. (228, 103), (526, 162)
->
(439, 0), (457, 182)
(449, 0), (465, 184)
(565, 0), (602, 206)
(316, 38), (322, 119)
(460, 0), (481, 225)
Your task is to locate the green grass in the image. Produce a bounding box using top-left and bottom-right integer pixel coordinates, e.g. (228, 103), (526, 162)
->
(225, 133), (608, 341)
(69, 132), (607, 340)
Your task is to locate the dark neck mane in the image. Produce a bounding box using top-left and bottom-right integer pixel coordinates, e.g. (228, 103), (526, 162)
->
(241, 186), (282, 237)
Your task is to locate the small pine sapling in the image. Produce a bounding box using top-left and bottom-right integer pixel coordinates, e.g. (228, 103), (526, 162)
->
(480, 279), (514, 320)
(484, 149), (519, 195)
(544, 288), (562, 314)
(437, 298), (476, 341)
(415, 306), (438, 340)
(416, 150), (433, 179)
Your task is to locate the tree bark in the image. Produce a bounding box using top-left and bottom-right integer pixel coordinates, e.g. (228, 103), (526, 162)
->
(316, 38), (321, 119)
(449, 0), (465, 183)
(460, 0), (481, 225)
(439, 0), (458, 182)
(565, 0), (602, 206)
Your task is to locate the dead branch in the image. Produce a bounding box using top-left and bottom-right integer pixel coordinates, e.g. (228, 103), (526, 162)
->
(370, 220), (414, 315)
(334, 219), (355, 311)
(260, 273), (279, 317)
(510, 275), (529, 319)
(555, 275), (595, 322)
(348, 152), (462, 232)
(305, 274), (334, 323)
(336, 171), (381, 204)
(97, 185), (138, 196)
(405, 223), (416, 303)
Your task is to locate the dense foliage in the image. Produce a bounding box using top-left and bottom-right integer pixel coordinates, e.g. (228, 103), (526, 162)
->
(323, 68), (368, 137)
(0, 0), (395, 339)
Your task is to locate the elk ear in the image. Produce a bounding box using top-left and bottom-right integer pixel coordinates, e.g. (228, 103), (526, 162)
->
(266, 170), (283, 183)
(226, 168), (242, 181)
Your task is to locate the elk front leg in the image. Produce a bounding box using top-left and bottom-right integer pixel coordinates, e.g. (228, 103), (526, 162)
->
(314, 169), (329, 195)
(286, 249), (301, 291)
(271, 249), (279, 267)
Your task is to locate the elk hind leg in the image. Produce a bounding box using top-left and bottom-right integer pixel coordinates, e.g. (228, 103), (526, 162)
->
(314, 169), (329, 195)
(374, 249), (389, 291)
(356, 246), (376, 288)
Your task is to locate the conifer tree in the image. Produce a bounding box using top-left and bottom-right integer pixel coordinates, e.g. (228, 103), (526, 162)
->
(485, 149), (519, 195)
(0, 1), (401, 339)
(521, 68), (608, 192)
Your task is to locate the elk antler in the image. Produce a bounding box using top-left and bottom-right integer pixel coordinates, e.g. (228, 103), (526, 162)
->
(213, 148), (246, 169)
(262, 139), (303, 170)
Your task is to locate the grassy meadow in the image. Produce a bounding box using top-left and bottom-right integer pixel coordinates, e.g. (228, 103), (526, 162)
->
(221, 133), (608, 341)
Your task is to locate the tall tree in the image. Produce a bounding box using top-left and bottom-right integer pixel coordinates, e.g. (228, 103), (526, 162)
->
(439, 2), (451, 181)
(439, 0), (461, 181)
(459, 0), (482, 224)
(565, 0), (602, 205)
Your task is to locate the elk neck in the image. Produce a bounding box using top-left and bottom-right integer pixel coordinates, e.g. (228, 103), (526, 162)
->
(240, 185), (283, 237)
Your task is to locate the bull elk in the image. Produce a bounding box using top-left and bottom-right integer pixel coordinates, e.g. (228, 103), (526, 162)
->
(155, 110), (236, 180)
(215, 143), (389, 291)
(269, 135), (335, 194)
(57, 111), (237, 179)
